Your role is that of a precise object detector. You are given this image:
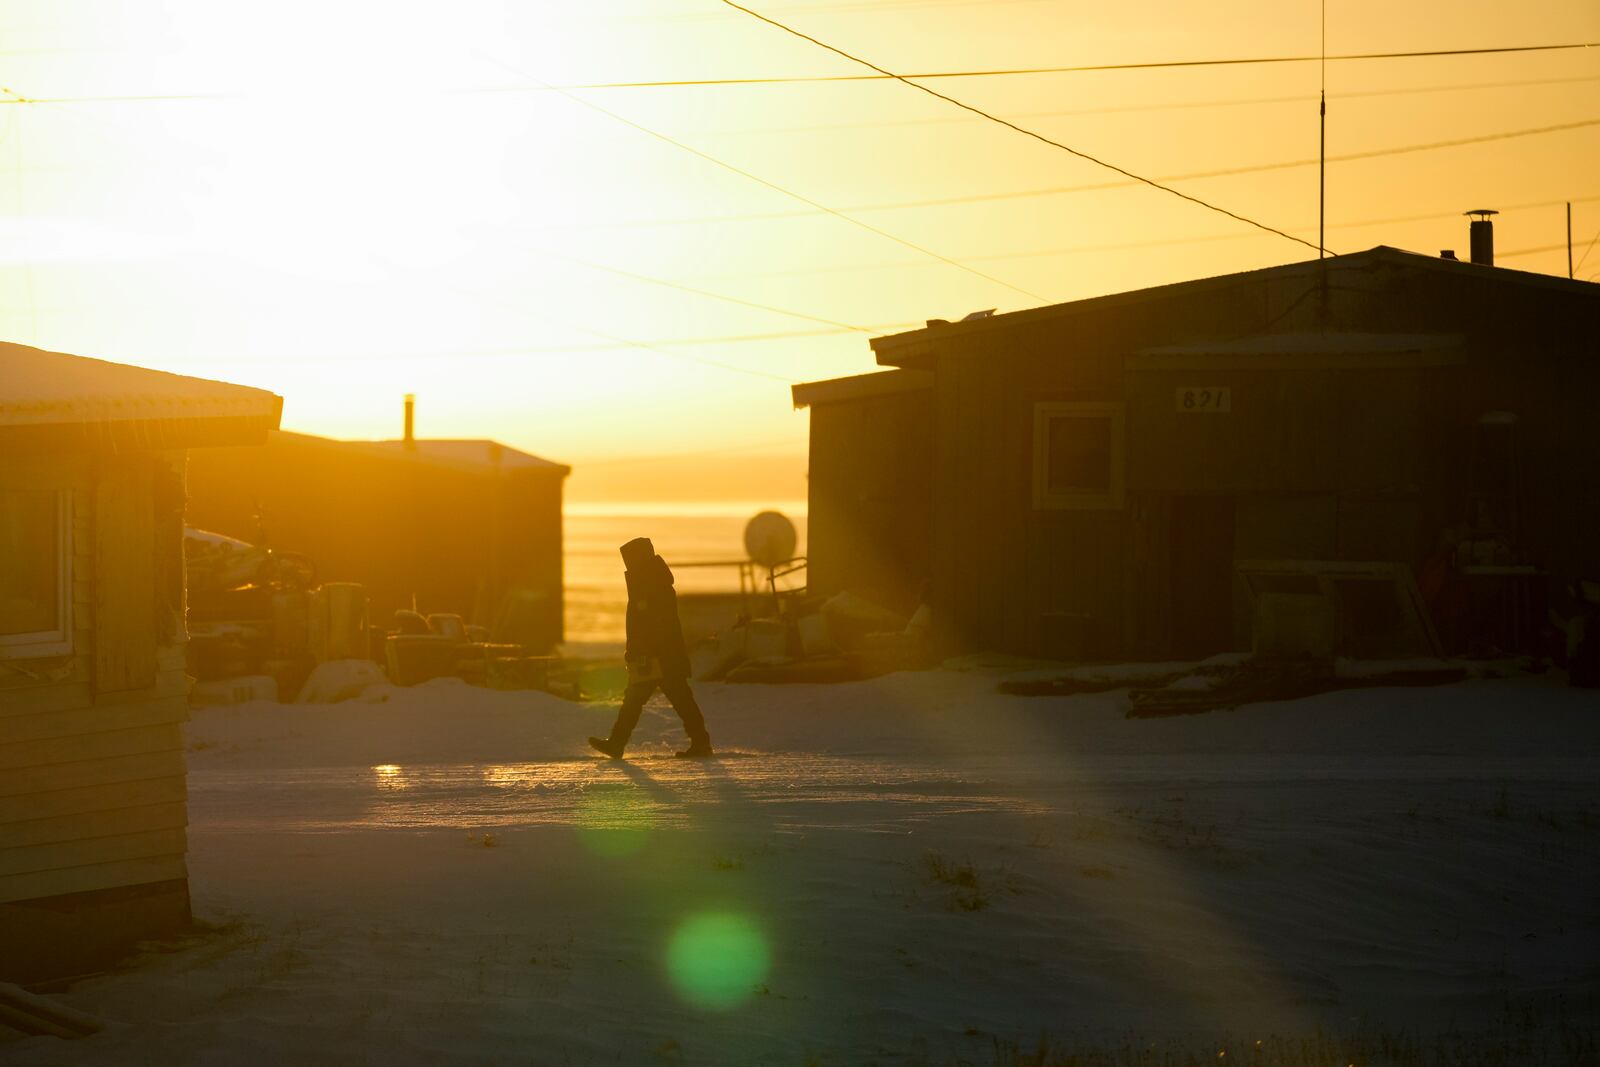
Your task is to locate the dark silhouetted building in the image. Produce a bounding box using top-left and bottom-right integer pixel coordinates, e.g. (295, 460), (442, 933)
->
(185, 431), (569, 651)
(794, 246), (1600, 659)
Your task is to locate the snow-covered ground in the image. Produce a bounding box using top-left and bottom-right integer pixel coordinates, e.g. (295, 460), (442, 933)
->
(8, 669), (1599, 1064)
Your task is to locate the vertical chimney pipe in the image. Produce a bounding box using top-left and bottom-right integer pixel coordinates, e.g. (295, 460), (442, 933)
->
(403, 393), (415, 446)
(1466, 209), (1498, 267)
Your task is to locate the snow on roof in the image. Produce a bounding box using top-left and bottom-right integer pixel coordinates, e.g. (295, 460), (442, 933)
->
(273, 431), (568, 475)
(364, 438), (568, 473)
(1136, 331), (1463, 358)
(791, 369), (932, 409)
(0, 341), (282, 428)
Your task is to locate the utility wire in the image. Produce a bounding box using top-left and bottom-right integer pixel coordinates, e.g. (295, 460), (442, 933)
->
(719, 0), (1322, 253)
(578, 436), (809, 468)
(546, 117), (1600, 232)
(538, 248), (877, 332)
(439, 279), (802, 383)
(1498, 242), (1584, 260)
(1575, 223), (1600, 274)
(0, 89), (241, 104)
(678, 194), (1600, 280)
(678, 73), (1600, 139)
(532, 41), (1600, 90)
(7, 43), (1596, 105)
(146, 325), (923, 367)
(840, 116), (1600, 213)
(474, 51), (1048, 302)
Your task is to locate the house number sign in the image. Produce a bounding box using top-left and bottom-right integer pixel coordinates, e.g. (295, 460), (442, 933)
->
(1176, 386), (1231, 413)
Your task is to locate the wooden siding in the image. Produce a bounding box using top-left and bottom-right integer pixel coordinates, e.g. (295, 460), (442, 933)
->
(806, 387), (932, 608)
(900, 254), (1600, 658)
(934, 324), (1132, 655)
(93, 455), (158, 693)
(0, 450), (191, 907)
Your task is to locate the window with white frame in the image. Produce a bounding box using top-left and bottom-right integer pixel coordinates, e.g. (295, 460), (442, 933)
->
(1032, 402), (1125, 509)
(0, 489), (72, 658)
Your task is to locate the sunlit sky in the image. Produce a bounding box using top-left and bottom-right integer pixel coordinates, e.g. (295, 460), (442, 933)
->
(3, 0), (1596, 500)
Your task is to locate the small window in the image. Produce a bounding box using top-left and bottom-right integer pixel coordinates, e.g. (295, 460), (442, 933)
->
(0, 489), (72, 659)
(1033, 402), (1125, 509)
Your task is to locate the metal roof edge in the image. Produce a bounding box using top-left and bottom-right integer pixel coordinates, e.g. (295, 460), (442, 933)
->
(869, 246), (1598, 367)
(791, 369), (934, 409)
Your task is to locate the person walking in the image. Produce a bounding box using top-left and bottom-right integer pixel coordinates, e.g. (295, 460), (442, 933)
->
(588, 536), (714, 759)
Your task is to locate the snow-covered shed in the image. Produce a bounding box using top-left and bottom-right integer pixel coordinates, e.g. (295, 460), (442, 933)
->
(0, 341), (281, 982)
(796, 246), (1600, 660)
(185, 430), (570, 652)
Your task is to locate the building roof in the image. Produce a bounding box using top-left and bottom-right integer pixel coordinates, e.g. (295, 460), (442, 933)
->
(274, 431), (570, 476)
(0, 341), (282, 449)
(791, 369), (932, 409)
(362, 438), (569, 475)
(1131, 331), (1465, 370)
(867, 246), (1599, 367)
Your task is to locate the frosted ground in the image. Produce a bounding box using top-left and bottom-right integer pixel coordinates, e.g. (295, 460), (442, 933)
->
(7, 667), (1598, 1065)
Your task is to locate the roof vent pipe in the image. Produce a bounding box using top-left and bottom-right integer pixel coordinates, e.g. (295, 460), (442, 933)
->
(1466, 209), (1497, 266)
(403, 393), (415, 447)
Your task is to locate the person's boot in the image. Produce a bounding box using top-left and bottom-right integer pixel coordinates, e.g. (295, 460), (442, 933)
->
(675, 734), (714, 759)
(588, 735), (626, 759)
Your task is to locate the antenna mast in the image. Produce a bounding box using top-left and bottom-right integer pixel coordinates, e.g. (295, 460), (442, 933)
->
(1319, 0), (1326, 260)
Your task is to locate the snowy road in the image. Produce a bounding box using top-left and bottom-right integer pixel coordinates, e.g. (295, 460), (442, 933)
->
(9, 669), (1599, 1065)
(187, 749), (1595, 835)
(188, 754), (1053, 834)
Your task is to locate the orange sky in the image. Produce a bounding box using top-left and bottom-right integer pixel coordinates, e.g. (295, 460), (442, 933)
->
(2, 0), (1596, 501)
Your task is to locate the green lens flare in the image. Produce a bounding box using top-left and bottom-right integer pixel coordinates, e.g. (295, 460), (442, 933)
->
(580, 664), (628, 701)
(666, 913), (770, 1011)
(576, 785), (650, 858)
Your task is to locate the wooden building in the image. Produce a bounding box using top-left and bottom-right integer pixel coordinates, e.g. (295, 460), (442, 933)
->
(0, 341), (281, 982)
(185, 430), (569, 651)
(794, 245), (1600, 660)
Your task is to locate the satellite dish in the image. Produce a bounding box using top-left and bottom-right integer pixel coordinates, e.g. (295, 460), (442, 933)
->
(744, 510), (797, 568)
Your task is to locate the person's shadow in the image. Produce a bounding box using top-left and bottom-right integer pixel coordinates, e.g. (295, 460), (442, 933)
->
(615, 758), (682, 806)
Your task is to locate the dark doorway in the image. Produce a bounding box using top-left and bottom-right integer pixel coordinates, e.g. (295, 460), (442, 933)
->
(1169, 495), (1237, 657)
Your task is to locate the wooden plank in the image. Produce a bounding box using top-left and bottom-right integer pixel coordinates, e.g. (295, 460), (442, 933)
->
(0, 827), (187, 879)
(0, 722), (180, 772)
(0, 456), (88, 492)
(0, 748), (185, 799)
(791, 369), (933, 408)
(0, 682), (92, 718)
(0, 854), (187, 906)
(1, 697), (188, 746)
(0, 775), (186, 825)
(92, 680), (188, 710)
(93, 458), (159, 694)
(0, 800), (187, 851)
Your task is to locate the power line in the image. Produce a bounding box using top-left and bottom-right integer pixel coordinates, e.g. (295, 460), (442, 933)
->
(137, 325), (923, 367)
(1573, 223), (1600, 274)
(474, 51), (1049, 302)
(529, 41), (1600, 90)
(0, 89), (241, 105)
(7, 44), (1596, 105)
(676, 194), (1600, 281)
(1498, 242), (1580, 260)
(436, 278), (803, 384)
(676, 73), (1600, 139)
(839, 116), (1600, 214)
(719, 0), (1322, 253)
(538, 113), (1600, 233)
(538, 248), (877, 332)
(578, 436), (809, 468)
